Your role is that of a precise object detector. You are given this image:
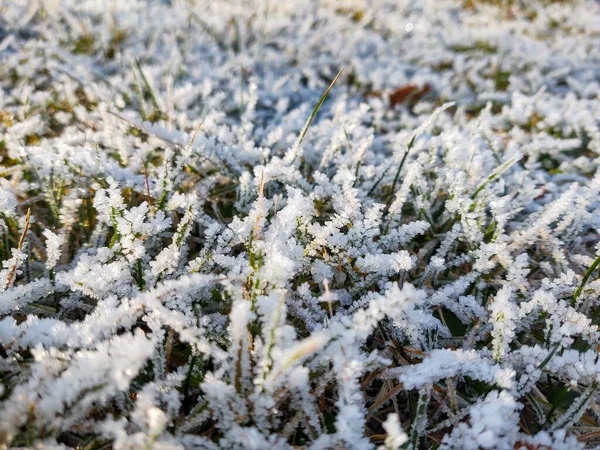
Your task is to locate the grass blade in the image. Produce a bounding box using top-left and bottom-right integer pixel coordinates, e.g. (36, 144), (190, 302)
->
(299, 68), (345, 145)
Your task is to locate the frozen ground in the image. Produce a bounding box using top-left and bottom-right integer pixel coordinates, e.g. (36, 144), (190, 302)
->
(1, 0), (600, 449)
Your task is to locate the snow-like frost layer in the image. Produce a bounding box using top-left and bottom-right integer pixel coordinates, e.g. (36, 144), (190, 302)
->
(1, 0), (600, 449)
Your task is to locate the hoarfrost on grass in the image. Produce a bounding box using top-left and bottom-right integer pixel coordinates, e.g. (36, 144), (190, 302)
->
(1, 0), (600, 449)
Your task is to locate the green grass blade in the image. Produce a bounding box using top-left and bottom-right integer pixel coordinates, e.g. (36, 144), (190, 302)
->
(299, 68), (345, 145)
(284, 68), (344, 164)
(134, 58), (162, 117)
(572, 253), (600, 306)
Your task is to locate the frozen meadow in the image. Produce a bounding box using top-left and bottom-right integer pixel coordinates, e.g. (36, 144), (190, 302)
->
(1, 0), (600, 448)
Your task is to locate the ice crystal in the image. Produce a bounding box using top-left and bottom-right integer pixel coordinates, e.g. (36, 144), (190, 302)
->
(1, 0), (600, 448)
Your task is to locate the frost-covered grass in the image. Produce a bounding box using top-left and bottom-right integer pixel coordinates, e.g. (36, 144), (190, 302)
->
(1, 0), (600, 449)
